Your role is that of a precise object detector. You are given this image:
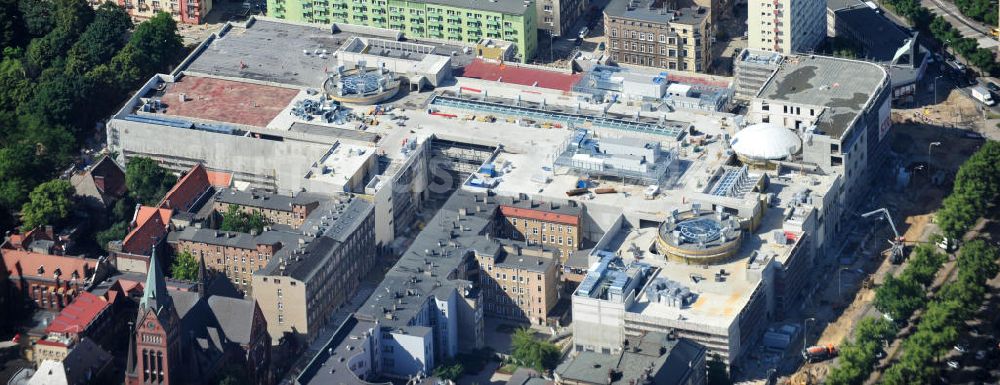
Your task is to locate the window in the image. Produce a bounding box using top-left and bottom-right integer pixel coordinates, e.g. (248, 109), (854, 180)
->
(277, 288), (282, 297)
(659, 34), (665, 42)
(611, 28), (617, 37)
(568, 238), (573, 246)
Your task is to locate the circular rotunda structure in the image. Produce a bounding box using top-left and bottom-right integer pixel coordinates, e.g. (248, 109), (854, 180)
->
(322, 65), (401, 105)
(655, 207), (743, 265)
(730, 123), (802, 167)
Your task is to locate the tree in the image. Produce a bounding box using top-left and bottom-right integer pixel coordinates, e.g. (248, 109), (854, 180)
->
(125, 157), (176, 205)
(65, 3), (132, 76)
(0, 0), (25, 49)
(899, 245), (945, 286)
(873, 274), (925, 321)
(432, 360), (465, 381)
(170, 251), (199, 281)
(706, 354), (731, 385)
(95, 221), (127, 251)
(19, 179), (74, 230)
(510, 328), (560, 373)
(127, 12), (183, 75)
(955, 240), (999, 283)
(17, 0), (54, 38)
(220, 205), (271, 234)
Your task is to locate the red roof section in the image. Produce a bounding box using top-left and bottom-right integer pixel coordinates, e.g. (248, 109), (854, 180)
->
(159, 164), (211, 212)
(499, 206), (579, 226)
(1, 249), (96, 281)
(206, 170), (233, 188)
(121, 206), (172, 255)
(461, 59), (582, 92)
(45, 292), (110, 335)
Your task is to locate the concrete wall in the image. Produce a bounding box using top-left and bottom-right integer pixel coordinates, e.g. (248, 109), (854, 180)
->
(109, 117), (332, 194)
(385, 330), (432, 377)
(572, 295), (628, 353)
(251, 275), (308, 344)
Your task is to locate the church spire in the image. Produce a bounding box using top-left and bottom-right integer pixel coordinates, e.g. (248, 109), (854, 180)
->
(197, 253), (208, 299)
(140, 248), (171, 312)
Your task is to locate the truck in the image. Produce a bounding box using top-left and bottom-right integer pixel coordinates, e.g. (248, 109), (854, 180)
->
(803, 345), (838, 363)
(971, 86), (995, 106)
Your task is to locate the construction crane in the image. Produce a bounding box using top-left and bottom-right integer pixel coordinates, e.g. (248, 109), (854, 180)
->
(861, 208), (906, 263)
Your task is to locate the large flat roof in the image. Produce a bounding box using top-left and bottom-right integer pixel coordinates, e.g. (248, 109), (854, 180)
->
(185, 20), (343, 88)
(182, 19), (474, 88)
(152, 75), (299, 127)
(757, 55), (887, 139)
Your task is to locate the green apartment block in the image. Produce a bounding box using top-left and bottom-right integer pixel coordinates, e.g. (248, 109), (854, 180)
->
(269, 0), (538, 62)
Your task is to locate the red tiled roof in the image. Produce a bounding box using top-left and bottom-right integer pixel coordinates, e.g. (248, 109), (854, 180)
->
(1, 249), (96, 281)
(461, 59), (582, 92)
(159, 164), (211, 212)
(45, 292), (110, 335)
(121, 206), (172, 256)
(499, 206), (579, 226)
(4, 228), (42, 250)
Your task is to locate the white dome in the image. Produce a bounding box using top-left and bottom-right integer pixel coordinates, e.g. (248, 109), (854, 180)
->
(730, 123), (801, 161)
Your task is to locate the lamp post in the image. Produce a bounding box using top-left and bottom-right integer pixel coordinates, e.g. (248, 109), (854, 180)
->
(928, 141), (941, 156)
(934, 76), (944, 104)
(838, 267), (850, 299)
(803, 317), (816, 351)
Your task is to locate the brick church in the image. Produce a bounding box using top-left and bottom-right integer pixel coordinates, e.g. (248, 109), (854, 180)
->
(125, 250), (272, 385)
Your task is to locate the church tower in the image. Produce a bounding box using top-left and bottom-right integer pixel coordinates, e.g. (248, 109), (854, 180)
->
(125, 249), (182, 385)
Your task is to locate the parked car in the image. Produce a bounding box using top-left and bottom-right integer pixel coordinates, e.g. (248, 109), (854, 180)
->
(947, 360), (960, 369)
(987, 82), (1000, 94)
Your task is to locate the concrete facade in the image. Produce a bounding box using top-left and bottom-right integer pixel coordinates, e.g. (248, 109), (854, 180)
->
(112, 0), (212, 24)
(747, 0), (825, 54)
(537, 0), (586, 37)
(268, 0), (538, 62)
(251, 195), (376, 343)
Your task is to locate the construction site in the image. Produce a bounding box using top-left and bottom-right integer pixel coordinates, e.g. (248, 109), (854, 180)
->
(781, 86), (993, 385)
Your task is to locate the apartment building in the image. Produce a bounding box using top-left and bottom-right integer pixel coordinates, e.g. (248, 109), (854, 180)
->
(747, 0), (825, 54)
(251, 195), (375, 343)
(536, 0), (586, 37)
(267, 0), (538, 62)
(173, 228), (305, 293)
(496, 196), (584, 260)
(213, 188), (322, 229)
(112, 0), (212, 24)
(604, 0), (712, 72)
(475, 244), (559, 325)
